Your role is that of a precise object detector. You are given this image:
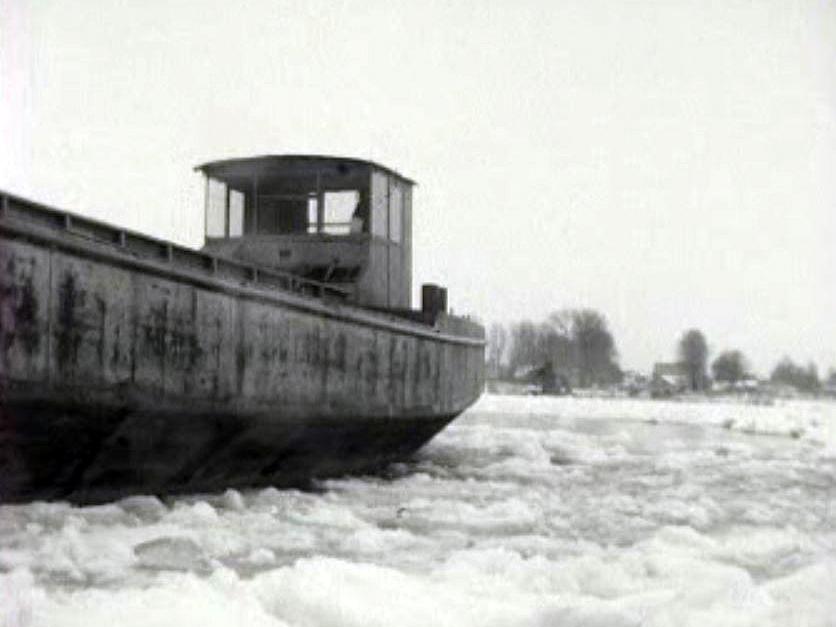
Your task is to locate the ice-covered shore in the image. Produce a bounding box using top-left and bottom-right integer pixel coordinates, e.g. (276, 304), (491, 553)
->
(476, 394), (836, 449)
(2, 395), (835, 627)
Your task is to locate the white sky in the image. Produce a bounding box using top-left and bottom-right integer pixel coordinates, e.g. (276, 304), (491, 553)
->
(1, 0), (834, 376)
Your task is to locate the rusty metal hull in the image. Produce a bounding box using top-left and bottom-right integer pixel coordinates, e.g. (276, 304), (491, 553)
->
(0, 191), (485, 503)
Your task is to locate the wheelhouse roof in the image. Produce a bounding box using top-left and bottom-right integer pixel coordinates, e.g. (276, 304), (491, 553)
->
(194, 155), (416, 186)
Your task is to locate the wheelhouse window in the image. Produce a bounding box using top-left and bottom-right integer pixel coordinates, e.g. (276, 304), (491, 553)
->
(254, 188), (364, 235)
(371, 171), (388, 239)
(205, 177), (227, 237)
(322, 191), (360, 235)
(205, 177), (247, 238)
(306, 197), (318, 234)
(202, 162), (377, 239)
(370, 172), (405, 243)
(229, 190), (244, 237)
(389, 183), (402, 243)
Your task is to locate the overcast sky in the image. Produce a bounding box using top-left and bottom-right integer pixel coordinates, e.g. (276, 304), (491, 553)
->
(2, 0), (834, 375)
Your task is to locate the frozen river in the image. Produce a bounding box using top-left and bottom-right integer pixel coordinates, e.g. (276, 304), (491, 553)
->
(2, 395), (835, 626)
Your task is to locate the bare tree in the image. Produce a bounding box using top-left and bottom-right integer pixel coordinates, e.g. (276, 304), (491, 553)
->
(678, 329), (709, 391)
(508, 320), (540, 373)
(540, 316), (573, 375)
(503, 309), (621, 387)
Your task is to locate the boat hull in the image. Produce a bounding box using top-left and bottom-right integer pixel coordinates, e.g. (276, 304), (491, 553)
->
(0, 192), (485, 503)
(1, 399), (457, 503)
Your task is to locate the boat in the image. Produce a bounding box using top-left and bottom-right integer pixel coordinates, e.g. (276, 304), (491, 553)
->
(0, 155), (485, 503)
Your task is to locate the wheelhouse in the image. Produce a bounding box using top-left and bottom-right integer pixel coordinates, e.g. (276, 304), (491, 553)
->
(197, 155), (414, 309)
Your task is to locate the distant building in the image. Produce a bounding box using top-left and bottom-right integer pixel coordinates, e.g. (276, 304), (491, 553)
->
(651, 362), (689, 397)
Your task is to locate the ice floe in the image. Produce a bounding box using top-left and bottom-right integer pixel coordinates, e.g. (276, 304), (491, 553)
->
(1, 395), (834, 626)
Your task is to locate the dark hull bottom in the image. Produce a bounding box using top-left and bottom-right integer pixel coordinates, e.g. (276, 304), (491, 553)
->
(0, 402), (456, 504)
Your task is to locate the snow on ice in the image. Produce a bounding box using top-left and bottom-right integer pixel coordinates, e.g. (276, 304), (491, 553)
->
(1, 395), (834, 626)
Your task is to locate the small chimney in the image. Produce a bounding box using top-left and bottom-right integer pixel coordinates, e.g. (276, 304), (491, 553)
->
(421, 283), (447, 318)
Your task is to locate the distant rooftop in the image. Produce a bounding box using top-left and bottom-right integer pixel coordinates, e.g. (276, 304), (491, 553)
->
(652, 362), (689, 377)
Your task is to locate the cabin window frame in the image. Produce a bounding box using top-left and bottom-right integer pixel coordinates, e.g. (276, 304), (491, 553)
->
(204, 165), (390, 239)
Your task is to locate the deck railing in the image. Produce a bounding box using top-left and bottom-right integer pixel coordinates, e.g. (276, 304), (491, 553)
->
(0, 190), (351, 301)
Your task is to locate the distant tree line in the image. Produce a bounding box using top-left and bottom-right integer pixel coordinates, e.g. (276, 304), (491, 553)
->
(675, 329), (753, 390)
(674, 328), (834, 395)
(488, 309), (621, 388)
(490, 319), (835, 396)
(769, 357), (822, 393)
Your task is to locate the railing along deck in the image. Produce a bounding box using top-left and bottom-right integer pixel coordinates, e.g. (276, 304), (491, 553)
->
(0, 190), (351, 301)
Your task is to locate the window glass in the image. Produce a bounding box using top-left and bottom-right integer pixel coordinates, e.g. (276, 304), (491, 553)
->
(371, 172), (389, 238)
(205, 178), (226, 237)
(389, 183), (402, 243)
(307, 196), (318, 234)
(229, 190), (244, 236)
(322, 191), (359, 235)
